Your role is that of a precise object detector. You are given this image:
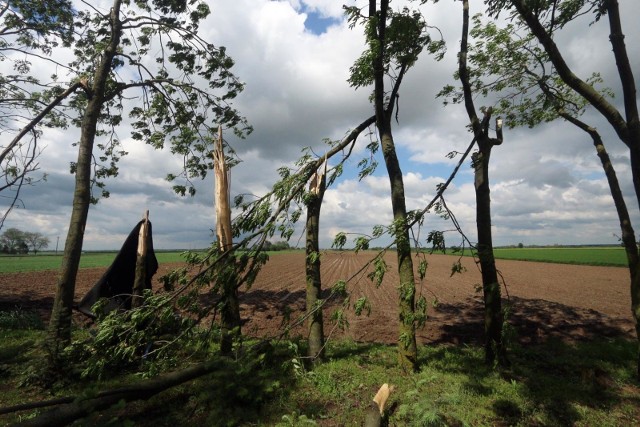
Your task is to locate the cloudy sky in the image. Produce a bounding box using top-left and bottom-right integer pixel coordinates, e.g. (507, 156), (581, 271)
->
(2, 0), (640, 251)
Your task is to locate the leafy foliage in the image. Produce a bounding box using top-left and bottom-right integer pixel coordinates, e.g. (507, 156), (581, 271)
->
(0, 0), (75, 226)
(485, 0), (607, 28)
(346, 6), (440, 90)
(367, 255), (387, 288)
(440, 4), (613, 131)
(71, 291), (198, 379)
(71, 0), (250, 198)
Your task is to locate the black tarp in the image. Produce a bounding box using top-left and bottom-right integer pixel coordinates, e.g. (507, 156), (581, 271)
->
(76, 220), (158, 318)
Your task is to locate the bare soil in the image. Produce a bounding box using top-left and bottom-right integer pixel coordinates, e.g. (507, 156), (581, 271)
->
(0, 251), (635, 346)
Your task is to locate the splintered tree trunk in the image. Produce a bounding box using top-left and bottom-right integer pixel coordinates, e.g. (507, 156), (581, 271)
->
(473, 140), (507, 366)
(131, 211), (150, 308)
(213, 125), (240, 355)
(46, 0), (123, 367)
(305, 162), (326, 362)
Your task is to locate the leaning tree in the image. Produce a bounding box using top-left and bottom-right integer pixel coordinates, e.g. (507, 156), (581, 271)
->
(41, 0), (250, 368)
(485, 0), (640, 379)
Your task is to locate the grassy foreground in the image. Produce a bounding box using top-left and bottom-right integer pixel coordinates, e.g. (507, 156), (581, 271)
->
(1, 309), (638, 426)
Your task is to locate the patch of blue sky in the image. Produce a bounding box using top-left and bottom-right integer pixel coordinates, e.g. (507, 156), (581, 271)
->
(303, 9), (340, 35)
(326, 138), (473, 189)
(577, 169), (606, 180)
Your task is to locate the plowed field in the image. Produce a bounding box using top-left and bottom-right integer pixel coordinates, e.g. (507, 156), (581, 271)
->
(0, 251), (635, 346)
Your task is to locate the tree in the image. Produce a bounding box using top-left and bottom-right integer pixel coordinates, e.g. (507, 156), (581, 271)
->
(0, 0), (75, 230)
(23, 231), (49, 254)
(0, 226), (25, 253)
(44, 0), (249, 368)
(486, 0), (640, 379)
(456, 0), (508, 366)
(345, 1), (441, 371)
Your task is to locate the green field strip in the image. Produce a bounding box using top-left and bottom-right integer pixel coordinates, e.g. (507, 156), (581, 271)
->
(0, 251), (192, 274)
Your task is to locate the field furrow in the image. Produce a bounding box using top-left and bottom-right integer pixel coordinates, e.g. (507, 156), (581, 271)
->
(0, 251), (633, 347)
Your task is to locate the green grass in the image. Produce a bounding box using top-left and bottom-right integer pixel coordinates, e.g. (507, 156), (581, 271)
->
(0, 251), (193, 274)
(0, 325), (638, 426)
(266, 339), (640, 426)
(491, 246), (628, 267)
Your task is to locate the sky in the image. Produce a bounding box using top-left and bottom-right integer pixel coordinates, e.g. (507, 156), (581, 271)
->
(1, 0), (640, 251)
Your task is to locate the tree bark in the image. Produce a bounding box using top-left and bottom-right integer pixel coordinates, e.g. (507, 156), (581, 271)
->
(460, 0), (507, 366)
(472, 131), (507, 366)
(305, 162), (326, 362)
(381, 130), (418, 371)
(46, 0), (123, 366)
(369, 0), (418, 371)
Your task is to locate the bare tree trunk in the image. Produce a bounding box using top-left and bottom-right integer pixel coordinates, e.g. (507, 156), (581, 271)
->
(473, 121), (507, 366)
(305, 161), (326, 362)
(46, 0), (123, 367)
(213, 125), (240, 355)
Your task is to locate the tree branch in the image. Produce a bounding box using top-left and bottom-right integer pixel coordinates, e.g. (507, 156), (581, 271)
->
(510, 0), (630, 145)
(0, 81), (82, 164)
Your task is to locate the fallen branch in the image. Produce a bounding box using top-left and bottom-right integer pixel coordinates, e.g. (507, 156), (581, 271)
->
(8, 358), (225, 427)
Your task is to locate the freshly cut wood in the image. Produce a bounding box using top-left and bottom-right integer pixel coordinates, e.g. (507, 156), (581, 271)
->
(213, 125), (232, 251)
(132, 210), (150, 308)
(213, 125), (240, 354)
(365, 383), (394, 427)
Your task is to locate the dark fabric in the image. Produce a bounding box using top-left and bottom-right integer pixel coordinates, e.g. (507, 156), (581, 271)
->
(76, 220), (158, 318)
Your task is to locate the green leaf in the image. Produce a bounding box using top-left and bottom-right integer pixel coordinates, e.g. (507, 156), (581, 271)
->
(450, 260), (466, 277)
(332, 232), (347, 250)
(418, 259), (428, 280)
(354, 297), (371, 317)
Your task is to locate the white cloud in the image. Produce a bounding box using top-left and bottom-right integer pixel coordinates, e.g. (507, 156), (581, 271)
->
(2, 0), (639, 251)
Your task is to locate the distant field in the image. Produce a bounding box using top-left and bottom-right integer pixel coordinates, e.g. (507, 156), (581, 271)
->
(492, 246), (627, 267)
(0, 247), (628, 274)
(0, 251), (191, 274)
